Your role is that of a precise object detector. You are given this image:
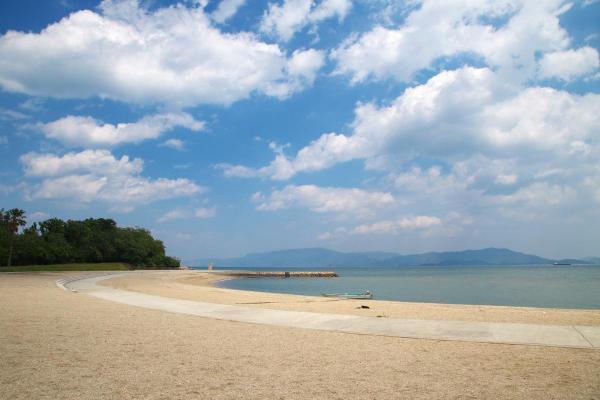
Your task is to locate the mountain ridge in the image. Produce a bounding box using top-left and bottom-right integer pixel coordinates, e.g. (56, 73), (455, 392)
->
(186, 247), (592, 268)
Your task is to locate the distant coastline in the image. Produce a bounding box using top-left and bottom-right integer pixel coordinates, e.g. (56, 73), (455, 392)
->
(187, 247), (594, 269)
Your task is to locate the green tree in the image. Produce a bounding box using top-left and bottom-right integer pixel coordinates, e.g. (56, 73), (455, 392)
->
(38, 218), (74, 263)
(0, 211), (179, 269)
(0, 208), (27, 266)
(17, 223), (47, 265)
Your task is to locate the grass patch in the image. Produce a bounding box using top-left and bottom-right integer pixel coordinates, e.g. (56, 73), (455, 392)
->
(0, 263), (132, 272)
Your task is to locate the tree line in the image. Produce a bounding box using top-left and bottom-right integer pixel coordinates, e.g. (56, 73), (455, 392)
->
(0, 208), (179, 268)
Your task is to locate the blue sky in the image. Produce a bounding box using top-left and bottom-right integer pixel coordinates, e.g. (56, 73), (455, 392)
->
(0, 0), (599, 260)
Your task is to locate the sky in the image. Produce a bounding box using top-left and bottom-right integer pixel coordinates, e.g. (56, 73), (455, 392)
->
(0, 0), (599, 260)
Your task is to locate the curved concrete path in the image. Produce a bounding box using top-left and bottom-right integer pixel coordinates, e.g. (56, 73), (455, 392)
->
(62, 272), (600, 349)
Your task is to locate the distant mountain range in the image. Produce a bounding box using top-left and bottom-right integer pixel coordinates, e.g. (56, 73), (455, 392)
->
(186, 247), (594, 268)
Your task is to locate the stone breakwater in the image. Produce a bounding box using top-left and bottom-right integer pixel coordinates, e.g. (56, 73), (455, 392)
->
(213, 271), (338, 278)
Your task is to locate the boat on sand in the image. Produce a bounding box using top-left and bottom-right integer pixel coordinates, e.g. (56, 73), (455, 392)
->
(322, 290), (373, 299)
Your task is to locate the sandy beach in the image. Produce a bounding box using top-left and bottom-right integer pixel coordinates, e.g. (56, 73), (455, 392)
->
(101, 270), (600, 326)
(1, 270), (599, 399)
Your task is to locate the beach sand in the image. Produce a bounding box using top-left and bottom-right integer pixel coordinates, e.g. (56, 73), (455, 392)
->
(1, 271), (599, 399)
(101, 270), (600, 326)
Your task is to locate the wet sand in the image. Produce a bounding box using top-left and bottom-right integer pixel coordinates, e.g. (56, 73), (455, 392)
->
(1, 271), (599, 399)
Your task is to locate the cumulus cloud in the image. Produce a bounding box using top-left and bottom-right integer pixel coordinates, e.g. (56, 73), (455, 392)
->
(317, 215), (447, 240)
(265, 49), (326, 97)
(386, 156), (595, 227)
(38, 112), (203, 147)
(350, 215), (441, 234)
(331, 0), (572, 84)
(492, 182), (576, 207)
(260, 0), (352, 42)
(218, 131), (365, 180)
(225, 67), (600, 181)
(538, 47), (600, 81)
(287, 49), (325, 84)
(20, 149), (143, 177)
(157, 206), (216, 223)
(157, 209), (188, 223)
(30, 174), (201, 206)
(224, 63), (599, 239)
(20, 149), (203, 208)
(161, 138), (185, 151)
(0, 0), (324, 106)
(211, 0), (246, 23)
(252, 184), (393, 216)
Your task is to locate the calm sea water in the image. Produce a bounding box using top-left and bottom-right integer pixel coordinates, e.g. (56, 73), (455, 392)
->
(209, 265), (600, 309)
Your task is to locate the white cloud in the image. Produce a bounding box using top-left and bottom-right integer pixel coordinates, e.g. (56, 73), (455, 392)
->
(161, 138), (185, 151)
(261, 0), (313, 42)
(317, 214), (445, 240)
(224, 63), (599, 239)
(287, 48), (325, 84)
(385, 155), (598, 226)
(29, 211), (51, 221)
(38, 112), (203, 147)
(226, 67), (600, 180)
(494, 174), (518, 185)
(217, 163), (265, 178)
(260, 0), (352, 42)
(263, 49), (326, 98)
(492, 182), (576, 207)
(157, 206), (216, 223)
(0, 108), (28, 120)
(211, 0), (246, 23)
(0, 0), (323, 106)
(394, 166), (444, 190)
(157, 209), (187, 223)
(20, 149), (143, 177)
(32, 175), (109, 203)
(218, 130), (365, 180)
(538, 47), (600, 81)
(195, 206), (216, 218)
(30, 174), (201, 205)
(350, 215), (441, 234)
(20, 149), (203, 207)
(331, 0), (571, 84)
(310, 0), (352, 22)
(252, 184), (393, 216)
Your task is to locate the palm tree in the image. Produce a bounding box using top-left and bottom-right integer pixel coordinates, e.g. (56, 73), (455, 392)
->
(1, 208), (27, 266)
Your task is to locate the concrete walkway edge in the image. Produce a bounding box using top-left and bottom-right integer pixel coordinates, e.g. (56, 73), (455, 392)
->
(62, 272), (600, 349)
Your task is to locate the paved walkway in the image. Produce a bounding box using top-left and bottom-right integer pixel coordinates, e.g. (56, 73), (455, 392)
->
(62, 273), (600, 349)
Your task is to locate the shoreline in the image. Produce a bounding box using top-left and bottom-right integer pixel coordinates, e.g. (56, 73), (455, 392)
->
(2, 271), (600, 399)
(211, 271), (600, 311)
(99, 270), (600, 326)
(69, 273), (600, 349)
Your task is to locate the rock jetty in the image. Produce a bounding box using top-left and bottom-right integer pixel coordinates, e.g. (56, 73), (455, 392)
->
(213, 271), (337, 278)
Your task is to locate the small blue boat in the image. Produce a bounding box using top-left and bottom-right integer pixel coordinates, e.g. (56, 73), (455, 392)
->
(321, 290), (373, 299)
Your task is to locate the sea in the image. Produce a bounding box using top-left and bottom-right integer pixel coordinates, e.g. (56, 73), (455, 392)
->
(203, 264), (600, 309)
